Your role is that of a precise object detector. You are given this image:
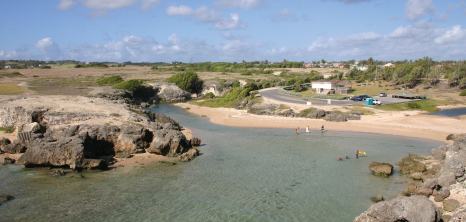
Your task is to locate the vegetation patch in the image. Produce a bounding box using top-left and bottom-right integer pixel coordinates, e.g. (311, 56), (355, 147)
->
(374, 99), (447, 112)
(0, 72), (25, 78)
(460, 89), (466, 96)
(112, 79), (144, 92)
(96, 76), (123, 85)
(0, 83), (24, 94)
(0, 126), (15, 133)
(165, 71), (203, 93)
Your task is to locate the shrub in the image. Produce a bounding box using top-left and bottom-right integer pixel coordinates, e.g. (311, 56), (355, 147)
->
(96, 76), (123, 85)
(39, 65), (52, 69)
(460, 89), (466, 96)
(112, 79), (143, 92)
(204, 92), (215, 98)
(165, 71), (203, 93)
(407, 102), (421, 109)
(0, 126), (15, 133)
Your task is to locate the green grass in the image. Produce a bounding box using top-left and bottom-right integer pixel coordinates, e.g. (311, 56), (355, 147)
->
(51, 64), (77, 69)
(374, 99), (448, 112)
(0, 72), (25, 78)
(0, 126), (15, 133)
(0, 83), (24, 94)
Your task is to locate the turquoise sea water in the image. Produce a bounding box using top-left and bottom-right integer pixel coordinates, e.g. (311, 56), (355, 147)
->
(0, 104), (443, 221)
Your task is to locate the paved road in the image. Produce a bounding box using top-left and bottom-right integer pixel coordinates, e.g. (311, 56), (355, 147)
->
(258, 88), (415, 106)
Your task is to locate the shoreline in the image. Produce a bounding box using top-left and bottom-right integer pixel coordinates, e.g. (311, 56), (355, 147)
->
(174, 102), (466, 143)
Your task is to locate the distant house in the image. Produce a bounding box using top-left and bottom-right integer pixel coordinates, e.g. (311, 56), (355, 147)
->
(4, 65), (11, 69)
(352, 65), (368, 71)
(384, 63), (395, 67)
(311, 80), (352, 95)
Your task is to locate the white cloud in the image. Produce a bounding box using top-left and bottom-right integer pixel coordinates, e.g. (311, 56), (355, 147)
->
(271, 9), (297, 22)
(35, 38), (62, 59)
(434, 25), (466, 44)
(56, 0), (77, 11)
(405, 0), (436, 21)
(79, 0), (138, 10)
(167, 5), (246, 30)
(222, 32), (249, 40)
(213, 0), (264, 9)
(141, 0), (160, 12)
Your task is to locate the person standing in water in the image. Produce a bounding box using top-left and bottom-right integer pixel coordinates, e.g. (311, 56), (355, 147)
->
(296, 127), (299, 135)
(321, 125), (325, 133)
(306, 126), (310, 135)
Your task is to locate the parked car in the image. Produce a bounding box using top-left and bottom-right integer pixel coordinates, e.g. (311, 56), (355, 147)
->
(379, 93), (387, 97)
(373, 99), (382, 105)
(350, 94), (371, 101)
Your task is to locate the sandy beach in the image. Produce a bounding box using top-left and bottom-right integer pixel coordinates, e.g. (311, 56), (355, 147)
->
(175, 102), (466, 143)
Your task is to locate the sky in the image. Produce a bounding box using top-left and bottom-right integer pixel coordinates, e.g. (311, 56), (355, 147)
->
(0, 0), (466, 63)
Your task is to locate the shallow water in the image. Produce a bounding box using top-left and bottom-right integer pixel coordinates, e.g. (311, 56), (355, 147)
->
(430, 107), (466, 117)
(0, 104), (443, 221)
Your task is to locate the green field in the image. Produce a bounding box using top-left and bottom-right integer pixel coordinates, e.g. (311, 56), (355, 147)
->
(0, 83), (24, 94)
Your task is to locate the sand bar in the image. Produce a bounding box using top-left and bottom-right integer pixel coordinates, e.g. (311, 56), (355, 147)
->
(175, 103), (466, 143)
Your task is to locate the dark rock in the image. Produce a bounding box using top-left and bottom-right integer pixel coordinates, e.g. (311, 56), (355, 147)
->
(235, 100), (249, 109)
(2, 140), (27, 154)
(369, 161), (393, 176)
(3, 157), (16, 165)
(190, 137), (201, 147)
(0, 195), (14, 202)
(0, 137), (12, 152)
(370, 194), (384, 202)
(443, 199), (460, 212)
(178, 148), (199, 162)
(50, 170), (66, 177)
(354, 195), (440, 222)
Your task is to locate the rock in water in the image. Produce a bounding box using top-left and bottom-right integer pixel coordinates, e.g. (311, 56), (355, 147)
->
(369, 161), (393, 176)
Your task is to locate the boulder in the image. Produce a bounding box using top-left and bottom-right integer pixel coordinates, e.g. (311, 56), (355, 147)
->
(444, 154), (465, 178)
(0, 195), (14, 202)
(443, 199), (460, 212)
(17, 134), (108, 171)
(50, 170), (66, 177)
(201, 80), (225, 97)
(434, 188), (450, 202)
(369, 161), (393, 176)
(310, 109), (327, 119)
(178, 148), (200, 162)
(148, 82), (191, 102)
(146, 129), (187, 157)
(190, 137), (201, 147)
(346, 112), (362, 120)
(0, 137), (11, 150)
(354, 195), (440, 222)
(2, 140), (27, 154)
(113, 125), (153, 158)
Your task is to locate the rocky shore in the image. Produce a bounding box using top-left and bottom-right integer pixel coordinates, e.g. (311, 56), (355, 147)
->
(0, 94), (201, 171)
(355, 134), (466, 221)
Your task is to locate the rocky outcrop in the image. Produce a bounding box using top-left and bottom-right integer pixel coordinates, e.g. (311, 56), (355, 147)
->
(0, 96), (202, 171)
(148, 82), (191, 102)
(369, 161), (393, 176)
(358, 135), (466, 221)
(354, 195), (440, 222)
(397, 154), (426, 175)
(201, 80), (226, 97)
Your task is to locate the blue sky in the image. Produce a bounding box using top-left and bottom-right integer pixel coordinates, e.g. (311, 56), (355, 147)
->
(1, 0), (466, 63)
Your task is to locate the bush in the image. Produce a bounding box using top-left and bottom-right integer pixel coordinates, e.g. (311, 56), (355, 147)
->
(112, 79), (143, 92)
(204, 92), (215, 98)
(407, 102), (421, 109)
(0, 126), (15, 133)
(165, 71), (203, 93)
(460, 89), (466, 96)
(39, 65), (52, 69)
(96, 76), (123, 85)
